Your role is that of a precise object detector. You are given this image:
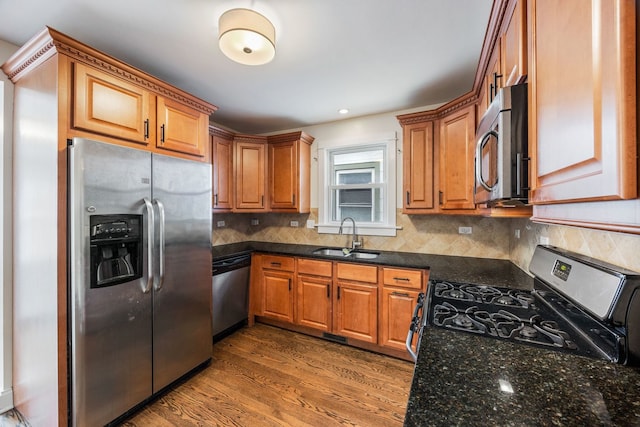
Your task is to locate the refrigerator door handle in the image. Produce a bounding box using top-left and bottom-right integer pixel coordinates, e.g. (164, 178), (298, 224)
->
(143, 197), (155, 293)
(154, 199), (166, 291)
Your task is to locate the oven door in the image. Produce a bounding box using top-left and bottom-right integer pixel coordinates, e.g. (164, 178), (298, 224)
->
(405, 292), (425, 362)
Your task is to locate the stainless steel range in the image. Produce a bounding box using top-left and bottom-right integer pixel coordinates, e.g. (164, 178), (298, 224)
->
(408, 245), (640, 364)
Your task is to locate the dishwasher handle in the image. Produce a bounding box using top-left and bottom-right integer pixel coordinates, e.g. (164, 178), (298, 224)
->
(212, 254), (252, 275)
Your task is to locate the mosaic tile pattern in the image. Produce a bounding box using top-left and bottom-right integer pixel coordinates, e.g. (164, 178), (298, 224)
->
(213, 210), (639, 274)
(509, 219), (640, 273)
(212, 209), (512, 259)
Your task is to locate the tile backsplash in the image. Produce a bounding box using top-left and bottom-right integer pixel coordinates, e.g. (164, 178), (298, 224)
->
(213, 209), (511, 259)
(213, 210), (640, 275)
(509, 219), (640, 273)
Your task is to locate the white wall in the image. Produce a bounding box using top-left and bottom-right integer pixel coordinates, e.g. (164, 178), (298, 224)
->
(0, 38), (18, 413)
(262, 104), (443, 209)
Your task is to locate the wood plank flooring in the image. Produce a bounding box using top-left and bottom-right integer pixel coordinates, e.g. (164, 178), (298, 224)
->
(121, 324), (414, 426)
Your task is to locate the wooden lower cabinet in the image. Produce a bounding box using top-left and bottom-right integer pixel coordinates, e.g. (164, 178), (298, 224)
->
(259, 255), (295, 323)
(251, 254), (428, 360)
(380, 267), (428, 351)
(380, 288), (421, 351)
(334, 280), (378, 344)
(296, 258), (333, 332)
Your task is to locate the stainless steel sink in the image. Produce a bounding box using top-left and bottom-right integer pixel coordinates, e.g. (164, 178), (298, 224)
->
(311, 247), (380, 259)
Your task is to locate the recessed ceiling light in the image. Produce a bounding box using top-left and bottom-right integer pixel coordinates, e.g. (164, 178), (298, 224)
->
(338, 108), (349, 115)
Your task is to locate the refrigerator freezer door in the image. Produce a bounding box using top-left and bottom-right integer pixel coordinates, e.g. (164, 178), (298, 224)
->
(151, 153), (213, 392)
(69, 138), (153, 426)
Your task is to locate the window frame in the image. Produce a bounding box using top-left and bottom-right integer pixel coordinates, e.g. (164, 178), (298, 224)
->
(317, 135), (397, 237)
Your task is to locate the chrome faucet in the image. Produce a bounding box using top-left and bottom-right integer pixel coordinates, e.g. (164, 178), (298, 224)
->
(338, 217), (362, 252)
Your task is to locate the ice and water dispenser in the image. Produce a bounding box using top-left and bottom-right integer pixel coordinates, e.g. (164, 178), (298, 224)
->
(89, 214), (143, 288)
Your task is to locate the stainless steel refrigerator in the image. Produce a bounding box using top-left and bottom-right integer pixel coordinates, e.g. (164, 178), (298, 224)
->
(69, 138), (212, 426)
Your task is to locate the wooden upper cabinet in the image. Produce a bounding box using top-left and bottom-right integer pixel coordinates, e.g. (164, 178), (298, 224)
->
(528, 0), (637, 204)
(156, 97), (208, 158)
(402, 120), (436, 212)
(234, 136), (268, 211)
(211, 127), (234, 211)
(71, 57), (214, 161)
(268, 132), (314, 213)
(439, 105), (477, 210)
(73, 62), (153, 144)
(501, 0), (527, 87)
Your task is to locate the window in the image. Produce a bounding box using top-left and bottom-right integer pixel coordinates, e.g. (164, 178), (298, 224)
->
(318, 135), (397, 236)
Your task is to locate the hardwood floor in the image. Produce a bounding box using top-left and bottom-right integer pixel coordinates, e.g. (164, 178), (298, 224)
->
(121, 324), (414, 426)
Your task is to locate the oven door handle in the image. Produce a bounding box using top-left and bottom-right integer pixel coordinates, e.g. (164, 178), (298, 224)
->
(406, 293), (425, 362)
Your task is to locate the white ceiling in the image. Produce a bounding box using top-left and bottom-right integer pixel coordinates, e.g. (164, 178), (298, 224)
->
(0, 0), (493, 134)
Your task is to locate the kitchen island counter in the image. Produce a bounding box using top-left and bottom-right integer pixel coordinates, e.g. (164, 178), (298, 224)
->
(405, 312), (640, 426)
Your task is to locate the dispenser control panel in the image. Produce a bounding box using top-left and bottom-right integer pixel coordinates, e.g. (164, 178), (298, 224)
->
(91, 217), (141, 241)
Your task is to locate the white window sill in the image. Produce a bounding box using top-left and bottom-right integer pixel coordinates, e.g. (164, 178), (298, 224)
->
(316, 224), (400, 237)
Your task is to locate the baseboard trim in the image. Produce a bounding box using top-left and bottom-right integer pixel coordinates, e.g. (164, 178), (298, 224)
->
(0, 387), (14, 414)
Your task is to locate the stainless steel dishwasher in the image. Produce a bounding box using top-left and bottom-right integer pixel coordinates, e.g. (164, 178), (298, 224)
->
(212, 253), (251, 339)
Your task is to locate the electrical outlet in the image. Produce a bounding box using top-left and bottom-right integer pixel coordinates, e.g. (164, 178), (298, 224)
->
(540, 236), (550, 245)
(306, 219), (315, 229)
(458, 226), (472, 235)
(514, 229), (521, 239)
(251, 218), (259, 226)
(290, 220), (299, 227)
(216, 220), (225, 228)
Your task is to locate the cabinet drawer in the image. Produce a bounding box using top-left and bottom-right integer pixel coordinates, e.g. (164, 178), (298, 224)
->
(336, 263), (378, 283)
(383, 267), (423, 290)
(261, 255), (295, 271)
(297, 258), (332, 277)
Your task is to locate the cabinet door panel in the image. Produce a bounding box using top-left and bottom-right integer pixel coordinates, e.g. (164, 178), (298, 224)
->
(157, 97), (207, 157)
(334, 282), (377, 343)
(501, 0), (527, 87)
(235, 141), (266, 210)
(262, 271), (294, 322)
(269, 142), (297, 210)
(381, 288), (420, 351)
(212, 134), (233, 210)
(403, 121), (435, 211)
(529, 0), (636, 203)
(439, 105), (476, 210)
(73, 62), (151, 144)
(296, 275), (332, 331)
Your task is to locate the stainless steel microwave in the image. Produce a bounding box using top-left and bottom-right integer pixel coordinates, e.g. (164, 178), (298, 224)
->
(474, 83), (529, 207)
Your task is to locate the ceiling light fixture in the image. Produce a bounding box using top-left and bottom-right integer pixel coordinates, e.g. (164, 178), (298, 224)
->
(338, 108), (349, 114)
(218, 8), (276, 66)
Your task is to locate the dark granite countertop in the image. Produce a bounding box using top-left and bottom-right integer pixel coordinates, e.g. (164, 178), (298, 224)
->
(405, 326), (640, 426)
(212, 242), (534, 288)
(213, 242), (640, 425)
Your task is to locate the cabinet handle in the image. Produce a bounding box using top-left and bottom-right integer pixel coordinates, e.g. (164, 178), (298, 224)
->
(493, 72), (503, 96)
(270, 262), (282, 267)
(326, 284), (330, 298)
(391, 291), (410, 297)
(489, 83), (494, 102)
(261, 195), (264, 206)
(337, 286), (341, 300)
(406, 191), (410, 206)
(439, 191), (443, 205)
(288, 278), (291, 291)
(292, 194), (295, 205)
(393, 277), (410, 282)
(144, 119), (149, 139)
(160, 124), (165, 144)
(214, 193), (218, 206)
